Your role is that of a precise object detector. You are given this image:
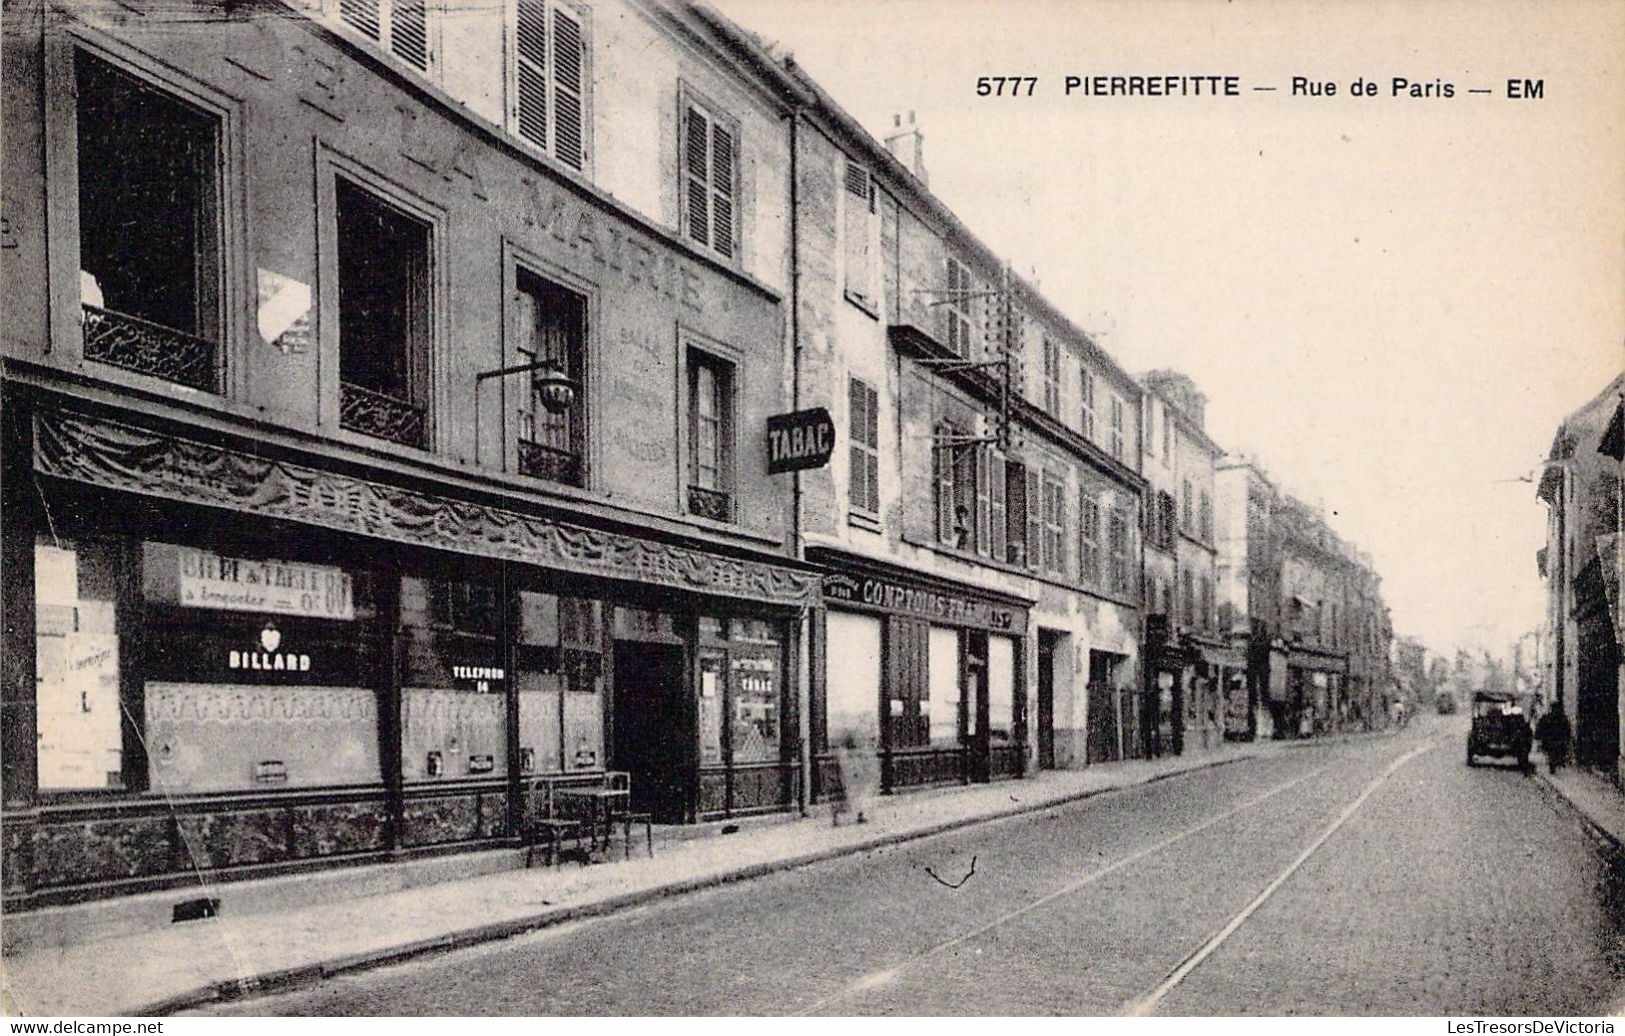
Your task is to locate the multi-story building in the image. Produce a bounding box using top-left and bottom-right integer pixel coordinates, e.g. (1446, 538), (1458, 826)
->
(1139, 370), (1239, 755)
(780, 68), (1148, 792)
(1, 0), (824, 909)
(1537, 372), (1625, 780)
(1216, 458), (1391, 738)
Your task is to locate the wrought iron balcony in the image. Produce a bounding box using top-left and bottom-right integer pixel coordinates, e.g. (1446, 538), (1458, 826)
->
(340, 381), (427, 448)
(517, 439), (583, 486)
(687, 484), (732, 523)
(81, 304), (218, 392)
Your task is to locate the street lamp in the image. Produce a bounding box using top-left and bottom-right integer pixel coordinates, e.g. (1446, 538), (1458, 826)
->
(530, 362), (577, 415)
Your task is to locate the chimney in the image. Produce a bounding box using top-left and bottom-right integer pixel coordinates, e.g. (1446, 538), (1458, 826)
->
(883, 110), (928, 186)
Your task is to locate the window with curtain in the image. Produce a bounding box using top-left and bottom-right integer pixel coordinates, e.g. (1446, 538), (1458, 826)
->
(687, 350), (734, 521)
(514, 269), (587, 486)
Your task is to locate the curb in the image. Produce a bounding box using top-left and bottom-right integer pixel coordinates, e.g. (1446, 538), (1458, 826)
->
(138, 750), (1261, 1016)
(1533, 770), (1624, 856)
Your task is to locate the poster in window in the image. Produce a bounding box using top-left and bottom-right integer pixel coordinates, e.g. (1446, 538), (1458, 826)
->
(36, 631), (123, 790)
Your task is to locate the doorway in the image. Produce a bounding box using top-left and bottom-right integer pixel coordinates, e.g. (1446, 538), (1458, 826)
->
(1037, 630), (1061, 769)
(612, 641), (689, 823)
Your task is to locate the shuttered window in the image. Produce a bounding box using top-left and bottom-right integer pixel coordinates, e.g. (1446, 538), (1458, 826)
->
(1004, 459), (1028, 565)
(1110, 395), (1125, 459)
(844, 160), (877, 306)
(1080, 369), (1096, 441)
(1042, 339), (1061, 417)
(513, 0), (587, 171)
(1110, 508), (1130, 596)
(1042, 475), (1065, 575)
(339, 0), (434, 73)
(848, 378), (880, 516)
(1079, 493), (1101, 586)
(944, 258), (974, 357)
(682, 98), (738, 259)
(1025, 467), (1042, 572)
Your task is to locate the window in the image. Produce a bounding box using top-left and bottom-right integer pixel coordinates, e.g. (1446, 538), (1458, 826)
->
(1079, 492), (1101, 586)
(1200, 489), (1213, 542)
(76, 50), (222, 393)
(1182, 479), (1194, 531)
(1163, 407), (1172, 463)
(928, 626), (962, 747)
(682, 95), (737, 259)
(337, 0), (434, 72)
(935, 426), (986, 552)
(688, 351), (734, 521)
(1157, 491), (1177, 550)
(512, 0), (587, 170)
(1003, 458), (1030, 565)
(1041, 339), (1061, 417)
(843, 160), (878, 308)
(944, 258), (975, 356)
(516, 592), (605, 774)
(336, 178), (432, 448)
(849, 378), (880, 517)
(402, 575), (506, 782)
(1080, 369), (1096, 441)
(1108, 507), (1130, 596)
(514, 269), (587, 486)
(1182, 569), (1195, 627)
(1110, 395), (1125, 459)
(1202, 576), (1214, 631)
(1042, 475), (1065, 575)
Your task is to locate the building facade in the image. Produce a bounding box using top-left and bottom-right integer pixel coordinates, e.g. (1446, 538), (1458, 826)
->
(1138, 371), (1240, 755)
(1, 0), (824, 909)
(1537, 372), (1625, 781)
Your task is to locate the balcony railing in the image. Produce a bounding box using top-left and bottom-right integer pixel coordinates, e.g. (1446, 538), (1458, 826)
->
(517, 439), (583, 486)
(340, 381), (426, 448)
(81, 304), (218, 392)
(687, 484), (731, 523)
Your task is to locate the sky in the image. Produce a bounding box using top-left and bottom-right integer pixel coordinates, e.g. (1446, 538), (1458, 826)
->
(715, 0), (1625, 659)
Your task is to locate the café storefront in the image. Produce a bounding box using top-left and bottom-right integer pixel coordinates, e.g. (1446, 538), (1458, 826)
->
(809, 549), (1032, 799)
(2, 397), (818, 910)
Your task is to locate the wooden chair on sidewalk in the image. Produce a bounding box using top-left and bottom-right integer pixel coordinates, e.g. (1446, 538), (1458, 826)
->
(523, 778), (585, 868)
(607, 771), (654, 860)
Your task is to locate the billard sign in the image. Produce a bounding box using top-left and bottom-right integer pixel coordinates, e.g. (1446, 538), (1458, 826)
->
(765, 407), (836, 474)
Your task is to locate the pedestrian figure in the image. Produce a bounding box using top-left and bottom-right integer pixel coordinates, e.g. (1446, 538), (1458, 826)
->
(1535, 705), (1571, 774)
(831, 726), (879, 826)
(1510, 708), (1534, 775)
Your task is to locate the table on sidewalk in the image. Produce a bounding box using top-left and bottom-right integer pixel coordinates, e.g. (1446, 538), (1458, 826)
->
(552, 787), (631, 855)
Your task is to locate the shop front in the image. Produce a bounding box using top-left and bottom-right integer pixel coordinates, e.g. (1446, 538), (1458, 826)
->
(2, 396), (816, 909)
(1283, 648), (1349, 739)
(809, 550), (1031, 800)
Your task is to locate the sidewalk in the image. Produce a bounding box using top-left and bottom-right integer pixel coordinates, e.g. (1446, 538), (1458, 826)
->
(1536, 757), (1625, 851)
(1, 742), (1289, 1017)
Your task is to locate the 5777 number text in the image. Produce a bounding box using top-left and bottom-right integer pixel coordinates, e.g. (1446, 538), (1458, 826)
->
(976, 76), (1038, 97)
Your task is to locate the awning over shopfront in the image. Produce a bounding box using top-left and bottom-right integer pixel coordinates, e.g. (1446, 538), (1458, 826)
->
(32, 406), (821, 608)
(1194, 642), (1247, 670)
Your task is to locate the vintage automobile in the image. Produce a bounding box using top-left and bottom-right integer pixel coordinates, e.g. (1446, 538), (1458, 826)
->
(1466, 691), (1531, 769)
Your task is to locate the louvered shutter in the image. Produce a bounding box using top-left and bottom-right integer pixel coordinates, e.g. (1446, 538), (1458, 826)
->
(391, 0), (429, 70)
(974, 445), (991, 556)
(551, 6), (585, 169)
(341, 0), (381, 39)
(1025, 467), (1042, 571)
(864, 384), (879, 512)
(1004, 460), (1026, 565)
(849, 379), (876, 514)
(1057, 483), (1069, 577)
(844, 163), (871, 302)
(989, 454), (1006, 564)
(710, 123), (735, 258)
(935, 428), (954, 544)
(685, 106), (711, 248)
(515, 0), (549, 149)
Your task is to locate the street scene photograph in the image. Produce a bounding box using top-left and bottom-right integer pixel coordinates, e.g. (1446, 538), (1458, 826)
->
(1, 0), (1622, 1021)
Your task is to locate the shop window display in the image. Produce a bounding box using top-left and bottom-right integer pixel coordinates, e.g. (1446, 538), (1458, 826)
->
(35, 538), (126, 791)
(138, 541), (383, 793)
(401, 575), (506, 780)
(515, 590), (604, 775)
(729, 618), (781, 763)
(989, 635), (1016, 743)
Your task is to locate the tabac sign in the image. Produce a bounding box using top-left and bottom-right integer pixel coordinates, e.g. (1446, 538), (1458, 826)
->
(766, 408), (836, 474)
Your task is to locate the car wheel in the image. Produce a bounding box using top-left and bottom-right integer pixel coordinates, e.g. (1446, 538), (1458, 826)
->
(1466, 747), (1477, 767)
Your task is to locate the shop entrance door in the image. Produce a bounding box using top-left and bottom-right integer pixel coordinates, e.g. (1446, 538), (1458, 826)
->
(1036, 631), (1059, 769)
(613, 641), (689, 823)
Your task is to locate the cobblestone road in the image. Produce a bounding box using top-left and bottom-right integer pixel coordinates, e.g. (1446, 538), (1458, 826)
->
(205, 720), (1625, 1016)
